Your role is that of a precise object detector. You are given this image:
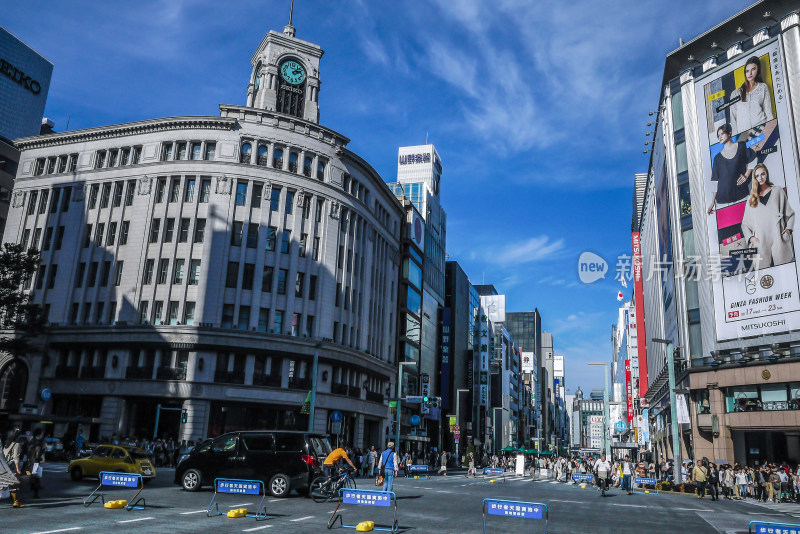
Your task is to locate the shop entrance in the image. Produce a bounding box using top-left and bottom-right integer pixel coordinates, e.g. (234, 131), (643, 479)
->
(743, 431), (789, 465)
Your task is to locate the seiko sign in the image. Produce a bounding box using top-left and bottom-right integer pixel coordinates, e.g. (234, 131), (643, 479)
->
(399, 153), (431, 165)
(0, 58), (42, 95)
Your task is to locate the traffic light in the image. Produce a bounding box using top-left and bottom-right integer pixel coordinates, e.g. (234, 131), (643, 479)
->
(181, 410), (188, 424)
(423, 396), (429, 403)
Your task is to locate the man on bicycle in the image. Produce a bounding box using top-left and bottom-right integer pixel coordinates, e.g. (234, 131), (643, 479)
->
(593, 454), (613, 492)
(323, 444), (357, 482)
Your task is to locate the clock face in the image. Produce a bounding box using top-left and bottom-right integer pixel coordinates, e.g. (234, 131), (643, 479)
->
(280, 60), (306, 85)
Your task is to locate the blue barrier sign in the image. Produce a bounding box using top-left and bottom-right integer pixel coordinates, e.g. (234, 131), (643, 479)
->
(634, 477), (656, 485)
(483, 468), (504, 476)
(407, 465), (427, 472)
(101, 473), (140, 488)
(482, 499), (548, 534)
(343, 490), (392, 507)
(750, 521), (800, 534)
(572, 474), (594, 482)
(217, 479), (261, 495)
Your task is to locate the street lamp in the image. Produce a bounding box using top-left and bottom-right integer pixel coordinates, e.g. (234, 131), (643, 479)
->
(588, 362), (611, 459)
(651, 337), (683, 485)
(455, 388), (469, 458)
(395, 361), (418, 453)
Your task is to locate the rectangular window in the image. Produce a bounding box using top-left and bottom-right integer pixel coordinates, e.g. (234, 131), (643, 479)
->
(173, 259), (185, 284)
(317, 160), (326, 180)
(119, 221), (129, 245)
(164, 218), (175, 242)
(675, 142), (688, 175)
(191, 142), (202, 160)
(114, 261), (124, 286)
(270, 188), (280, 211)
(155, 178), (166, 203)
(281, 230), (291, 254)
(221, 304), (234, 328)
(54, 226), (64, 250)
(132, 146), (141, 164)
(246, 223), (258, 248)
(309, 275), (317, 300)
(204, 143), (216, 160)
(285, 190), (294, 214)
(75, 262), (86, 288)
(337, 246), (344, 269)
(106, 221), (117, 246)
(273, 310), (283, 333)
(157, 259), (169, 284)
(168, 301), (180, 325)
(35, 265), (45, 290)
(291, 313), (300, 336)
(184, 178), (195, 202)
(42, 227), (53, 251)
(82, 303), (92, 325)
(299, 233), (307, 257)
(20, 229), (30, 250)
(139, 301), (149, 324)
(251, 183), (263, 208)
(100, 260), (111, 286)
(87, 185), (98, 209)
(262, 266), (273, 292)
(149, 219), (161, 243)
(238, 306), (251, 329)
(225, 262), (239, 288)
(38, 190), (48, 214)
(177, 142), (187, 160)
(302, 196), (311, 219)
(265, 226), (277, 251)
(183, 302), (196, 325)
(295, 272), (304, 297)
(312, 237), (320, 261)
(169, 178), (180, 203)
(231, 221), (243, 246)
(303, 156), (313, 177)
(188, 259), (201, 285)
(100, 183), (110, 208)
(49, 188), (60, 213)
(162, 143), (173, 161)
(143, 259), (154, 284)
(277, 269), (287, 294)
(335, 283), (341, 307)
(235, 182), (247, 206)
(61, 187), (71, 211)
(305, 315), (314, 337)
(194, 218), (206, 243)
(199, 179), (210, 202)
(178, 218), (190, 243)
(153, 301), (164, 325)
(124, 180), (135, 206)
(94, 223), (104, 247)
(112, 181), (123, 207)
(88, 262), (98, 287)
(242, 263), (255, 290)
(27, 190), (38, 215)
(258, 308), (269, 332)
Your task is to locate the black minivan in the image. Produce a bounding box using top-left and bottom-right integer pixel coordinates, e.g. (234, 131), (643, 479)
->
(175, 431), (331, 497)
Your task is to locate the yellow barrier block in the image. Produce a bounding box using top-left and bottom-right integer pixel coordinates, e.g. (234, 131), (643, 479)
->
(414, 476), (419, 479)
(356, 521), (375, 531)
(645, 490), (650, 494)
(104, 500), (127, 509)
(490, 479), (496, 483)
(227, 508), (248, 518)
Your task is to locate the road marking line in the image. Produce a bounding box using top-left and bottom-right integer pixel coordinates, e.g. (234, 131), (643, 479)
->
(180, 510), (208, 515)
(610, 503), (646, 508)
(30, 529), (82, 534)
(290, 516), (314, 522)
(228, 502), (252, 507)
(549, 499), (583, 504)
(242, 526), (272, 532)
(268, 499), (282, 503)
(675, 508), (712, 512)
(116, 517), (154, 524)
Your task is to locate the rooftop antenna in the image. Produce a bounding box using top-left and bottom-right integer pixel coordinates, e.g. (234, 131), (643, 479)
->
(283, 0), (296, 37)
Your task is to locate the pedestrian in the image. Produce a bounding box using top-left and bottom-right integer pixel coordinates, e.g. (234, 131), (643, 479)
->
(367, 446), (377, 478)
(693, 459), (709, 499)
(708, 463), (720, 501)
(438, 450), (448, 476)
(378, 442), (399, 493)
(735, 467), (748, 499)
(622, 455), (633, 495)
(465, 452), (476, 478)
(26, 428), (45, 499)
(723, 465), (735, 499)
(404, 452), (412, 478)
(2, 429), (25, 508)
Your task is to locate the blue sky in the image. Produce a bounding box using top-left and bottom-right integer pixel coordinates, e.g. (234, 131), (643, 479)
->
(4, 0), (754, 392)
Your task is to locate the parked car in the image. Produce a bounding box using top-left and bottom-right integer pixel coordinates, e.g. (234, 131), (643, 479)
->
(175, 431), (331, 497)
(68, 445), (156, 482)
(44, 438), (65, 461)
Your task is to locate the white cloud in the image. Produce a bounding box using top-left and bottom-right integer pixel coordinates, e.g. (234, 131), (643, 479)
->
(493, 236), (566, 265)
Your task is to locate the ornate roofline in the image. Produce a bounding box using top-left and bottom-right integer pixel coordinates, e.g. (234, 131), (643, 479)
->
(219, 104), (350, 146)
(14, 116), (237, 151)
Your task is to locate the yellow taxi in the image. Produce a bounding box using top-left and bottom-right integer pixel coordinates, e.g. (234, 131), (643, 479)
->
(68, 444), (156, 482)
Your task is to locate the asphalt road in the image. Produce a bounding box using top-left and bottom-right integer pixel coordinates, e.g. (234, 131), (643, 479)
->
(2, 463), (799, 533)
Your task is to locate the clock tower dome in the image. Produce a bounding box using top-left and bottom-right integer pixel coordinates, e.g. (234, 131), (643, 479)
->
(246, 13), (323, 123)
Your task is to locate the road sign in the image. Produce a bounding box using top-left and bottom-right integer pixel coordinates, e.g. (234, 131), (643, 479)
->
(330, 411), (343, 422)
(614, 421), (627, 433)
(454, 425), (460, 432)
(410, 415), (421, 426)
(405, 396), (424, 404)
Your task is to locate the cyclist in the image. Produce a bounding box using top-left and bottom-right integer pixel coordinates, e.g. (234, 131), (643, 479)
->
(323, 444), (357, 485)
(593, 454), (613, 494)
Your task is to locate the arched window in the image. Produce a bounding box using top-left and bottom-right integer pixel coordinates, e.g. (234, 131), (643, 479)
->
(273, 148), (284, 169)
(254, 62), (262, 93)
(257, 145), (269, 166)
(0, 360), (28, 413)
(240, 143), (252, 164)
(289, 152), (299, 173)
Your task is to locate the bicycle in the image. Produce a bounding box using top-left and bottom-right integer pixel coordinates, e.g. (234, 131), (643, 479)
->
(596, 473), (611, 497)
(310, 468), (357, 503)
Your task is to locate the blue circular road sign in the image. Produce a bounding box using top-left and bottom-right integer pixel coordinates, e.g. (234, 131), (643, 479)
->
(330, 411), (343, 422)
(615, 421), (627, 433)
(40, 388), (51, 402)
(410, 415), (421, 426)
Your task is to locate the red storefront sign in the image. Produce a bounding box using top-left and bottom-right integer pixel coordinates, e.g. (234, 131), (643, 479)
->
(631, 232), (648, 397)
(625, 359), (633, 422)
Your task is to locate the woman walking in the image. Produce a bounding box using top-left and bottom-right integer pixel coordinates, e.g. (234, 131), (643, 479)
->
(2, 429), (24, 508)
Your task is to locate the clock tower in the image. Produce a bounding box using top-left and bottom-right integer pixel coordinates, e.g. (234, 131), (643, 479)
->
(246, 14), (323, 123)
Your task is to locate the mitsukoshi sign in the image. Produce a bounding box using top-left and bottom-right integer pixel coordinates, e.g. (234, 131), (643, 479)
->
(695, 40), (800, 340)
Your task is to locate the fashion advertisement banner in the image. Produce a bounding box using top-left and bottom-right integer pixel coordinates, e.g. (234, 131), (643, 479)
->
(654, 118), (679, 351)
(695, 41), (800, 340)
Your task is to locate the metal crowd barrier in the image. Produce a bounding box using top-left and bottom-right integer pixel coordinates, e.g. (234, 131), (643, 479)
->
(328, 488), (399, 533)
(483, 467), (505, 483)
(84, 471), (146, 511)
(482, 498), (548, 534)
(632, 476), (659, 495)
(749, 521), (800, 534)
(572, 473), (594, 487)
(207, 478), (268, 521)
(407, 464), (430, 479)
